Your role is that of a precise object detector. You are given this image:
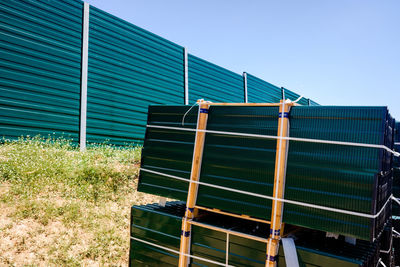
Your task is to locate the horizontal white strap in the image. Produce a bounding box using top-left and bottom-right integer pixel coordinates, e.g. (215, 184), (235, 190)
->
(130, 236), (234, 266)
(140, 168), (392, 219)
(392, 196), (400, 206)
(147, 124), (400, 157)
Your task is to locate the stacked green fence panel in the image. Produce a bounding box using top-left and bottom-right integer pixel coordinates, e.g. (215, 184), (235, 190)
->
(138, 105), (198, 199)
(86, 6), (184, 145)
(246, 73), (282, 103)
(394, 122), (400, 216)
(188, 54), (244, 104)
(138, 105), (393, 240)
(129, 202), (380, 266)
(0, 0), (82, 142)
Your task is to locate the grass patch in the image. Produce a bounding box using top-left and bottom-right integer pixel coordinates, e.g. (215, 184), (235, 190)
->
(0, 136), (157, 265)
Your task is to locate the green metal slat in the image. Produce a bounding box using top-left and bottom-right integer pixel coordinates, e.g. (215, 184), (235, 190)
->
(0, 0), (82, 142)
(129, 202), (380, 266)
(87, 6), (184, 145)
(188, 54), (244, 104)
(246, 73), (282, 103)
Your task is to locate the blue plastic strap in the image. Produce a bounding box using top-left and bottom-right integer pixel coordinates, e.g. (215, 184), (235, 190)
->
(200, 108), (209, 114)
(270, 229), (280, 235)
(181, 230), (190, 237)
(278, 112), (289, 118)
(187, 207), (194, 213)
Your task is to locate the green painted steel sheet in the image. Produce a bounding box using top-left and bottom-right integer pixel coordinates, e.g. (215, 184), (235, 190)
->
(138, 105), (393, 240)
(394, 122), (400, 216)
(188, 54), (244, 104)
(246, 73), (282, 103)
(86, 6), (184, 145)
(0, 0), (82, 142)
(129, 202), (380, 266)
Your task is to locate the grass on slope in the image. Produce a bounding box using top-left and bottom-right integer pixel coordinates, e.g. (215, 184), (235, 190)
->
(0, 136), (157, 266)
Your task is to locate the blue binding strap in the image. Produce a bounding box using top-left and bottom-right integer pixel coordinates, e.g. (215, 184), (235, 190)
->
(200, 108), (209, 114)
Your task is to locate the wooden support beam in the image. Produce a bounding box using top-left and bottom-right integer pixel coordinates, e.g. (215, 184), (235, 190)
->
(266, 100), (292, 267)
(195, 205), (271, 224)
(207, 102), (281, 107)
(206, 102), (300, 107)
(178, 101), (210, 267)
(188, 220), (269, 243)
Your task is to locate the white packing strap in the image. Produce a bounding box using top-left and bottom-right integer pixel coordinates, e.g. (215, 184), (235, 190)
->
(140, 168), (392, 219)
(393, 229), (400, 238)
(392, 196), (400, 206)
(130, 236), (235, 267)
(292, 95), (304, 104)
(378, 258), (387, 267)
(282, 238), (300, 267)
(146, 125), (400, 157)
(379, 226), (393, 254)
(181, 101), (199, 126)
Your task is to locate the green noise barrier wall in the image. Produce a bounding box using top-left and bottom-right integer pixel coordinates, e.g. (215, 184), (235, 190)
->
(138, 105), (394, 241)
(394, 122), (400, 216)
(86, 6), (184, 145)
(188, 54), (244, 104)
(0, 0), (83, 142)
(0, 0), (317, 146)
(129, 202), (381, 267)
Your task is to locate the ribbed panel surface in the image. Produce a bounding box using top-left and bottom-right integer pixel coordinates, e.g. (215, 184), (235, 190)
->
(246, 73), (282, 103)
(394, 122), (400, 216)
(129, 202), (380, 267)
(137, 105), (198, 199)
(0, 0), (82, 142)
(86, 7), (184, 145)
(138, 105), (393, 240)
(188, 54), (244, 104)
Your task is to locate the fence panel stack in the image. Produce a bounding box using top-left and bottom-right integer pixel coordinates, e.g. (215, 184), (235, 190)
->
(134, 103), (396, 266)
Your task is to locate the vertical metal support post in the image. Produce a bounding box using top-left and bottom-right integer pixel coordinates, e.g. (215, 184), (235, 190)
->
(308, 98), (311, 106)
(179, 101), (209, 266)
(184, 47), (189, 105)
(243, 72), (248, 103)
(80, 2), (89, 151)
(281, 87), (285, 101)
(266, 100), (291, 267)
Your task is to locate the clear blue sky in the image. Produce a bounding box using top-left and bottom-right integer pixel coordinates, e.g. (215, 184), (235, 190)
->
(86, 0), (400, 118)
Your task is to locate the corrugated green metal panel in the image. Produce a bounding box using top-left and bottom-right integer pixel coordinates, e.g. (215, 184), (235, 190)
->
(188, 54), (244, 104)
(137, 105), (197, 198)
(394, 122), (400, 216)
(130, 202), (380, 266)
(0, 0), (82, 142)
(86, 6), (184, 145)
(138, 105), (393, 240)
(309, 99), (319, 106)
(246, 73), (282, 103)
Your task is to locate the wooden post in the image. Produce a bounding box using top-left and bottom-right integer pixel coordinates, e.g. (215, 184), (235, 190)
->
(178, 101), (210, 267)
(266, 100), (291, 267)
